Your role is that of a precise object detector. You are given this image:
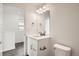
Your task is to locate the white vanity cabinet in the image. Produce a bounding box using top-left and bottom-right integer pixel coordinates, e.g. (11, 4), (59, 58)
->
(27, 36), (50, 56)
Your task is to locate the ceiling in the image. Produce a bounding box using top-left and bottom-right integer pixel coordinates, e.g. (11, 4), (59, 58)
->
(16, 3), (45, 9)
(3, 3), (50, 17)
(4, 3), (49, 13)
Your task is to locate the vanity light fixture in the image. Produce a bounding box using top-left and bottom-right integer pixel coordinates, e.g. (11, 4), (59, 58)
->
(36, 5), (49, 14)
(43, 6), (47, 9)
(36, 8), (43, 14)
(39, 8), (42, 11)
(42, 6), (47, 12)
(36, 10), (39, 14)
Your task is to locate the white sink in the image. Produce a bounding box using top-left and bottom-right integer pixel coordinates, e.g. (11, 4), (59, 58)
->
(28, 35), (50, 40)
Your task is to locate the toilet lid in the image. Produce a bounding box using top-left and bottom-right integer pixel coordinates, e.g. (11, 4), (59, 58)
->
(54, 44), (71, 51)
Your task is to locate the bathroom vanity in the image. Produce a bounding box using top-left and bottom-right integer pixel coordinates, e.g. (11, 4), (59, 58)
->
(27, 35), (50, 56)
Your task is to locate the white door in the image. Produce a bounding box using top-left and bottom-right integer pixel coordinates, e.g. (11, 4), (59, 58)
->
(0, 3), (3, 56)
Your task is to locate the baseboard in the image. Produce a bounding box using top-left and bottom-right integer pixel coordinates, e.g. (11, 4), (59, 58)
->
(15, 42), (24, 47)
(3, 48), (15, 53)
(15, 42), (24, 44)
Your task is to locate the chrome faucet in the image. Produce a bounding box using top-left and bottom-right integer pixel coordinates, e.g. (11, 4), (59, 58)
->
(39, 31), (46, 36)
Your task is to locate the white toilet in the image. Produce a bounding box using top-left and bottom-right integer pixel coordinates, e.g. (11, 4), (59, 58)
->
(54, 44), (71, 56)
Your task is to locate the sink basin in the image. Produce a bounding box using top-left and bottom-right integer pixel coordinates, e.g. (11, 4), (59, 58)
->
(28, 35), (50, 40)
(33, 36), (41, 37)
(32, 34), (45, 37)
(33, 35), (45, 37)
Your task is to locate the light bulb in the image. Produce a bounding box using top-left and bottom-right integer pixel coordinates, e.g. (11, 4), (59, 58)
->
(39, 8), (42, 11)
(43, 6), (47, 9)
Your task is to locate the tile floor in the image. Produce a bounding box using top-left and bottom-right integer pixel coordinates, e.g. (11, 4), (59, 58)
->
(3, 42), (24, 56)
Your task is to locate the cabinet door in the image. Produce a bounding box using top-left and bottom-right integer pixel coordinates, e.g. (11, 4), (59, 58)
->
(27, 37), (32, 55)
(38, 39), (49, 56)
(32, 39), (37, 56)
(27, 37), (37, 56)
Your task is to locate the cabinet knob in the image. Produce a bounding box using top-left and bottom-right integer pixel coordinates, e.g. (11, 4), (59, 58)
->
(30, 45), (32, 49)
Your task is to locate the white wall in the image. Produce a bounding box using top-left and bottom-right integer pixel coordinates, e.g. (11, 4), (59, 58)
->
(3, 4), (24, 44)
(15, 31), (24, 43)
(25, 11), (45, 36)
(3, 32), (15, 51)
(50, 4), (79, 56)
(0, 3), (3, 55)
(3, 4), (17, 51)
(3, 4), (17, 32)
(2, 3), (24, 51)
(15, 8), (24, 43)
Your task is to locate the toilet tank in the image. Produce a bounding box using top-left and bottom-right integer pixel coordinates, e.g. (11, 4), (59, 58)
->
(54, 44), (71, 56)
